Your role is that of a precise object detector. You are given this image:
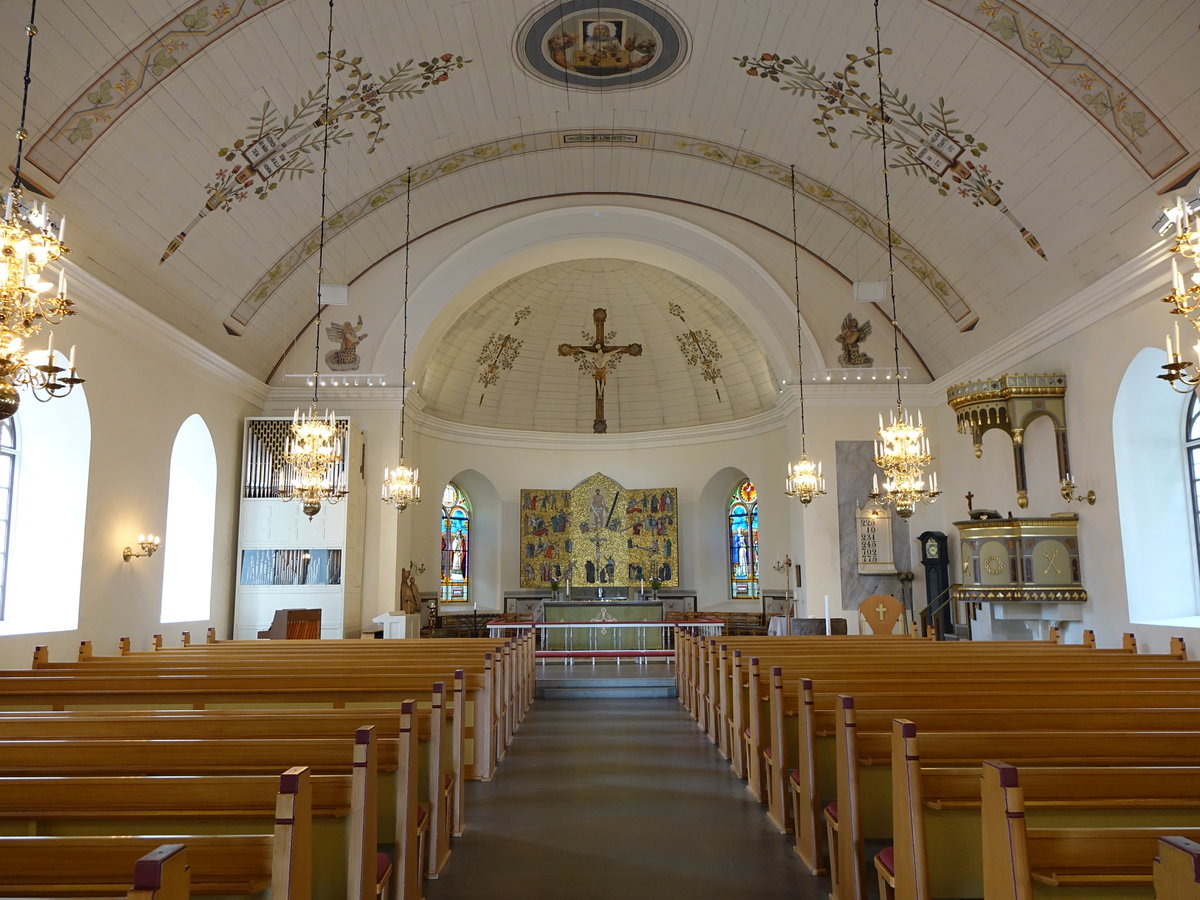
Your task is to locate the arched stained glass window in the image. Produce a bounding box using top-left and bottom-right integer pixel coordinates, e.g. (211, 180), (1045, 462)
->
(0, 418), (15, 618)
(441, 483), (471, 602)
(728, 479), (759, 599)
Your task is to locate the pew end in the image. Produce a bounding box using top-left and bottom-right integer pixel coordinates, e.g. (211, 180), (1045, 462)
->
(1173, 636), (1190, 660)
(1157, 836), (1200, 899)
(127, 844), (189, 900)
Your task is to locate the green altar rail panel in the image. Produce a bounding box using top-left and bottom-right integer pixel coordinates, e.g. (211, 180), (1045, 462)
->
(542, 601), (664, 651)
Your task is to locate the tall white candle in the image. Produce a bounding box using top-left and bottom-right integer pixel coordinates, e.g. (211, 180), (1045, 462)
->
(823, 594), (831, 636)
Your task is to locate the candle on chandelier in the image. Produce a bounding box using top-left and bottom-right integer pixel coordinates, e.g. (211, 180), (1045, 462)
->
(68, 344), (75, 370)
(45, 331), (53, 361)
(1175, 322), (1182, 363)
(1169, 333), (1175, 362)
(872, 472), (880, 494)
(58, 214), (65, 243)
(57, 268), (65, 296)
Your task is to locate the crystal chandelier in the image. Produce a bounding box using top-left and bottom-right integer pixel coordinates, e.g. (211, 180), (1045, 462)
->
(867, 0), (939, 518)
(1157, 195), (1200, 393)
(0, 0), (83, 420)
(279, 0), (346, 520)
(381, 167), (421, 511)
(783, 165), (825, 505)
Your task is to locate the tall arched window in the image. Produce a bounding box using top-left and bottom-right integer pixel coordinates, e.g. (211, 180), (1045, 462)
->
(441, 483), (471, 603)
(1115, 347), (1197, 623)
(161, 414), (217, 623)
(1186, 392), (1200, 583)
(1, 365), (90, 636)
(728, 479), (759, 599)
(0, 418), (16, 619)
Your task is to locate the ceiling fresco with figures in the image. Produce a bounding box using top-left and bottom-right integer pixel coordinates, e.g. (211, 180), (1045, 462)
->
(0, 0), (1195, 427)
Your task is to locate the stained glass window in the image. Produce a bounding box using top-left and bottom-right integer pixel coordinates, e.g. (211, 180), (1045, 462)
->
(0, 418), (14, 618)
(441, 483), (471, 602)
(728, 479), (759, 599)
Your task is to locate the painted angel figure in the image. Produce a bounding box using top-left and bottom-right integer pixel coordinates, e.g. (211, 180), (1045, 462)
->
(836, 313), (873, 367)
(326, 315), (368, 369)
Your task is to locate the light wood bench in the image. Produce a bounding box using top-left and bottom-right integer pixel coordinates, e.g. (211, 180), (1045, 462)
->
(828, 705), (1200, 900)
(0, 707), (426, 898)
(0, 767), (312, 898)
(787, 685), (1200, 877)
(1156, 836), (1200, 900)
(981, 760), (1200, 898)
(0, 726), (390, 899)
(887, 722), (1200, 900)
(127, 844), (190, 900)
(42, 638), (534, 778)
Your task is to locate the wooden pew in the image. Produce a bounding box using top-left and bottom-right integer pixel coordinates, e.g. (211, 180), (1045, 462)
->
(49, 636), (536, 779)
(770, 670), (1200, 856)
(829, 704), (1200, 900)
(0, 710), (425, 899)
(980, 761), (1200, 898)
(0, 767), (311, 897)
(0, 727), (389, 899)
(790, 693), (1200, 879)
(1156, 836), (1200, 900)
(888, 721), (1200, 900)
(127, 844), (190, 900)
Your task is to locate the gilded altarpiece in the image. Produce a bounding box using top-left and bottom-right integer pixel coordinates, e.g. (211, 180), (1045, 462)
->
(519, 472), (678, 589)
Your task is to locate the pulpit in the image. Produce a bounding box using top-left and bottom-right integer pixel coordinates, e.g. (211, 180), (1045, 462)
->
(951, 514), (1087, 640)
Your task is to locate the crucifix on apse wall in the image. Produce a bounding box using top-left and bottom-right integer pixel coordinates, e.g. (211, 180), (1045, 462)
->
(557, 307), (643, 433)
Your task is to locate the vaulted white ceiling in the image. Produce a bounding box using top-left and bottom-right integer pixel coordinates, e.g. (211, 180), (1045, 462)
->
(1, 0), (1195, 430)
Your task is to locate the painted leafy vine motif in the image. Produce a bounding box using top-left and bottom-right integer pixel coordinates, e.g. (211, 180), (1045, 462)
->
(668, 302), (723, 400)
(476, 306), (532, 404)
(735, 48), (1045, 259)
(160, 50), (471, 263)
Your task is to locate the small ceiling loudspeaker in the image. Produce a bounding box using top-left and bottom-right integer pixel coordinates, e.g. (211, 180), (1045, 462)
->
(853, 281), (886, 304)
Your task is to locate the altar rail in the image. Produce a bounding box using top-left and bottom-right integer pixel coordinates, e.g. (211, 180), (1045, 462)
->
(486, 619), (723, 660)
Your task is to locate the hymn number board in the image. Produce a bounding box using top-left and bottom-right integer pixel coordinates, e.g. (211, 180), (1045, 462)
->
(856, 504), (896, 575)
(520, 472), (678, 589)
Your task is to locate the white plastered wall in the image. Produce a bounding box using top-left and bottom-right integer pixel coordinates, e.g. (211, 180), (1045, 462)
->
(0, 265), (265, 667)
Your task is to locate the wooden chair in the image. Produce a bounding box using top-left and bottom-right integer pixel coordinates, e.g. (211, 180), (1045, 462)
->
(859, 595), (903, 635)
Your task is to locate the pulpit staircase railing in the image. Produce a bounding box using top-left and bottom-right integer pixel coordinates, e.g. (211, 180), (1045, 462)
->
(918, 586), (972, 641)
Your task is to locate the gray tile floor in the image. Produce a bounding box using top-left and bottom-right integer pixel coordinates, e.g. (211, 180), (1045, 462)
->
(424, 695), (832, 899)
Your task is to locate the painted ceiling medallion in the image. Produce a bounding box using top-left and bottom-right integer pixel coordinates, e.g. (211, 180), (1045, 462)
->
(516, 0), (689, 92)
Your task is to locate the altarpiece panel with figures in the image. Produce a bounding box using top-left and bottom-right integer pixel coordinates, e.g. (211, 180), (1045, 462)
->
(519, 472), (678, 590)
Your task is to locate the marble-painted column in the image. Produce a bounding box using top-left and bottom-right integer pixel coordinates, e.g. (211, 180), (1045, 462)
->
(835, 441), (912, 631)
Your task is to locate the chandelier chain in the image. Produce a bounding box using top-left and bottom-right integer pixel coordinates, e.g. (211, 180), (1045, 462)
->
(11, 0), (37, 191)
(790, 164), (807, 455)
(313, 0), (335, 407)
(873, 0), (903, 411)
(401, 167), (411, 460)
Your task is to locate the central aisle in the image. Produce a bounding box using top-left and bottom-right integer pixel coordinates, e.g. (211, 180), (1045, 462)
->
(424, 695), (831, 899)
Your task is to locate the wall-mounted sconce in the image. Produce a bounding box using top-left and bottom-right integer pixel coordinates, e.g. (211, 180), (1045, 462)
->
(123, 534), (161, 562)
(1060, 476), (1097, 505)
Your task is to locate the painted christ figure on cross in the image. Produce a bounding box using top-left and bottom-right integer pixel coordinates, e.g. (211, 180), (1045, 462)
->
(558, 307), (642, 433)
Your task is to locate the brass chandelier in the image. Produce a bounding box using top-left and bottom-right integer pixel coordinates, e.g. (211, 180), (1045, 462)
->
(0, 0), (83, 420)
(381, 168), (421, 512)
(280, 0), (346, 520)
(783, 165), (825, 505)
(867, 0), (939, 518)
(1157, 195), (1200, 393)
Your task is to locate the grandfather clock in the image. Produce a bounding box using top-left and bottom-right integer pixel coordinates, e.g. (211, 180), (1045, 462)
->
(917, 531), (950, 636)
